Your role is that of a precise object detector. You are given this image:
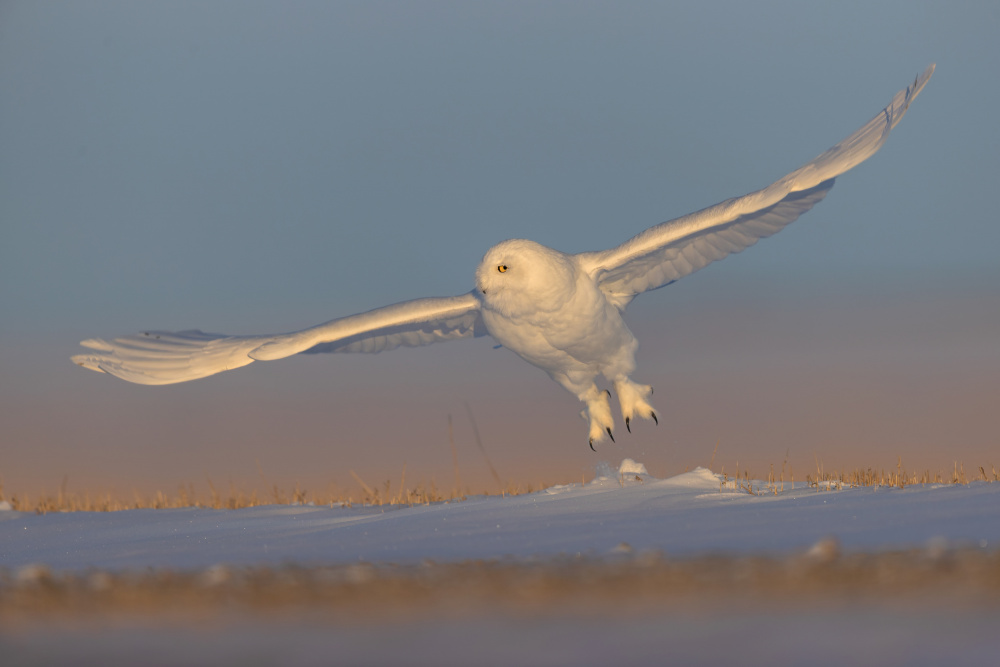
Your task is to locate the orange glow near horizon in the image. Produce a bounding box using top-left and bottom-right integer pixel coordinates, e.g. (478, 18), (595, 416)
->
(4, 289), (997, 502)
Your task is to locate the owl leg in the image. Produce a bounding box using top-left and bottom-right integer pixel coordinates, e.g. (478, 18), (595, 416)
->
(551, 372), (615, 450)
(575, 385), (615, 450)
(613, 377), (658, 433)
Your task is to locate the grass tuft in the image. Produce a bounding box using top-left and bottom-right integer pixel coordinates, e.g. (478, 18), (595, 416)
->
(716, 457), (995, 495)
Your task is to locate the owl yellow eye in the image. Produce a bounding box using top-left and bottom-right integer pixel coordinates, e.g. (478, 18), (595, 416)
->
(497, 264), (508, 273)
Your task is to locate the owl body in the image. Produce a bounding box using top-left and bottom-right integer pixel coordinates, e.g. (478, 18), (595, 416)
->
(476, 239), (647, 443)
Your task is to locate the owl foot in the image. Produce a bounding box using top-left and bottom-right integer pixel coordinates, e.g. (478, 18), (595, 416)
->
(581, 386), (615, 450)
(614, 377), (658, 430)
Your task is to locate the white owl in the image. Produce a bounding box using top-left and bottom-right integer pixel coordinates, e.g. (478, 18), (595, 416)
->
(73, 66), (934, 449)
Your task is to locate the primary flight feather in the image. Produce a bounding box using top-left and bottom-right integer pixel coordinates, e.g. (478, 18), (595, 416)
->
(73, 65), (934, 449)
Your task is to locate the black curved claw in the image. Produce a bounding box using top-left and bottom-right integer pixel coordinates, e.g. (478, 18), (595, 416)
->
(589, 438), (596, 452)
(625, 416), (631, 433)
(605, 389), (611, 397)
(606, 426), (615, 443)
(651, 411), (658, 425)
(650, 387), (654, 395)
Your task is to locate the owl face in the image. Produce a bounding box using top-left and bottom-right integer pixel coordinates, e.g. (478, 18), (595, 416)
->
(475, 239), (577, 317)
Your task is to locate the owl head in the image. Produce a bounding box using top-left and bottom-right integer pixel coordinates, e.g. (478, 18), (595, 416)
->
(475, 239), (577, 317)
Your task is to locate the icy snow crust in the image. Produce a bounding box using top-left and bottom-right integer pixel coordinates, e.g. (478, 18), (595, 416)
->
(2, 464), (997, 572)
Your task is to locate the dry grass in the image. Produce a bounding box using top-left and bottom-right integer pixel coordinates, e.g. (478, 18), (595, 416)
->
(717, 458), (996, 496)
(802, 459), (999, 491)
(0, 471), (549, 515)
(3, 458), (995, 514)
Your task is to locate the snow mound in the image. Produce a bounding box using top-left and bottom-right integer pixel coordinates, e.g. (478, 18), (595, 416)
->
(661, 467), (721, 490)
(591, 458), (651, 483)
(617, 458), (648, 476)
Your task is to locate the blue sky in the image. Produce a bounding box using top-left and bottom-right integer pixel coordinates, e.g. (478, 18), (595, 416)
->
(1, 1), (997, 498)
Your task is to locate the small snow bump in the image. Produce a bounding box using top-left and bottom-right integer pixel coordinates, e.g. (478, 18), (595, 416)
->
(0, 500), (13, 511)
(345, 564), (376, 584)
(618, 459), (648, 476)
(611, 542), (633, 554)
(805, 537), (840, 562)
(591, 461), (617, 482)
(16, 564), (52, 585)
(199, 564), (233, 587)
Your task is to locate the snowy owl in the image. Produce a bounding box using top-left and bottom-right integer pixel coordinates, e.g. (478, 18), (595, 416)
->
(73, 66), (934, 449)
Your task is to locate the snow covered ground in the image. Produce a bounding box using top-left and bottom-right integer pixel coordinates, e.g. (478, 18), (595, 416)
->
(2, 463), (998, 571)
(2, 462), (999, 666)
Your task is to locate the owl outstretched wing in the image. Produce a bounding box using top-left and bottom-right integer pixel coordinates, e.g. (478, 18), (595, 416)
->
(72, 292), (485, 385)
(582, 64), (934, 309)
